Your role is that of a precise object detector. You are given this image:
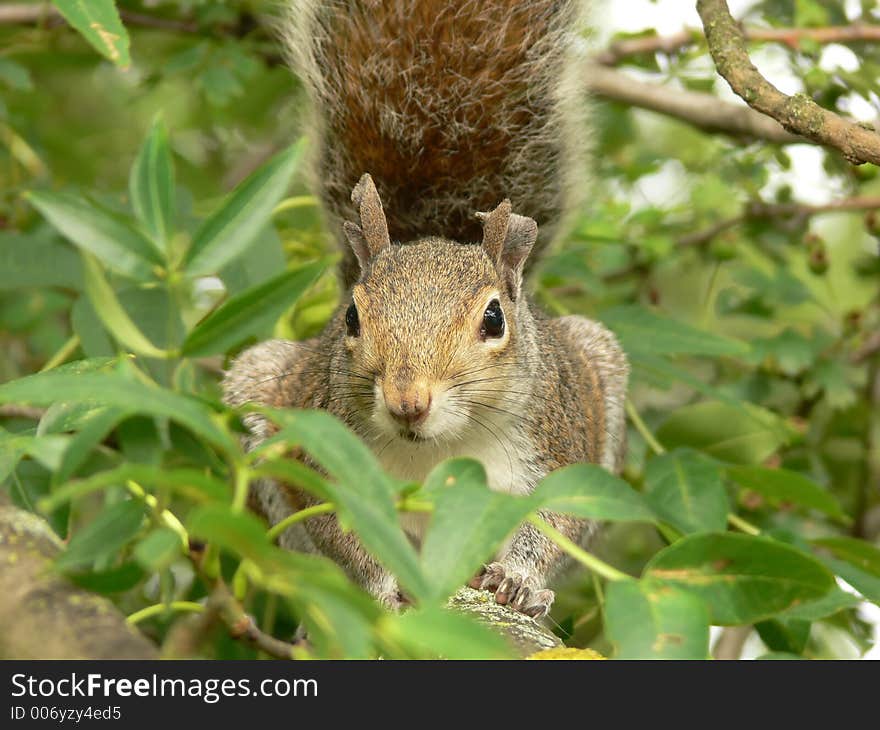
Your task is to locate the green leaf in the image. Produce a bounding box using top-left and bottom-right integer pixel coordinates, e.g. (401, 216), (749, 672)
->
(0, 231), (82, 291)
(133, 527), (183, 571)
(56, 499), (145, 570)
(645, 532), (836, 625)
(778, 587), (861, 622)
(219, 225), (287, 295)
(23, 435), (70, 473)
(386, 606), (513, 659)
(27, 191), (159, 280)
(266, 551), (380, 658)
(183, 259), (327, 357)
(727, 465), (848, 522)
(68, 562), (145, 594)
(183, 141), (304, 277)
(532, 463), (656, 523)
(601, 305), (748, 357)
(755, 617), (810, 655)
(0, 428), (32, 483)
(187, 504), (272, 564)
(262, 408), (430, 602)
(250, 459), (332, 503)
(129, 119), (175, 254)
(628, 351), (744, 405)
(0, 369), (237, 455)
(644, 449), (728, 534)
(813, 537), (880, 602)
(51, 0), (130, 68)
(420, 460), (534, 602)
(605, 579), (710, 659)
(81, 254), (173, 358)
(419, 457), (489, 498)
(40, 464), (230, 513)
(53, 407), (128, 486)
(0, 58), (33, 91)
(750, 328), (817, 376)
(656, 401), (796, 464)
(72, 296), (116, 357)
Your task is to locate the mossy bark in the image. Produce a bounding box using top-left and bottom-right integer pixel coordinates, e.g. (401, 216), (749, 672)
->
(0, 496), (157, 659)
(448, 587), (563, 656)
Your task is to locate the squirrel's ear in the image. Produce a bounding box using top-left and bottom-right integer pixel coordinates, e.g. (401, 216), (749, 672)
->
(476, 200), (538, 301)
(344, 173), (391, 269)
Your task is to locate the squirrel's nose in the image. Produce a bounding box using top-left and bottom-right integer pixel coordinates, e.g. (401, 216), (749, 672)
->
(383, 383), (432, 427)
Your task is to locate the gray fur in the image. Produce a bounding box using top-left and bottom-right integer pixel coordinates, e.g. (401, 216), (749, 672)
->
(223, 0), (630, 619)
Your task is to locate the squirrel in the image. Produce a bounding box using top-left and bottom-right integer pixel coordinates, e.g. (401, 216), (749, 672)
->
(223, 0), (629, 620)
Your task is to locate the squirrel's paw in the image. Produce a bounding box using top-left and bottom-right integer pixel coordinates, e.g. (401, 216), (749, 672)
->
(373, 575), (410, 612)
(468, 563), (554, 619)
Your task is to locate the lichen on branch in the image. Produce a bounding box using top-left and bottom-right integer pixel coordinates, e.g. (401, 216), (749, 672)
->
(697, 0), (880, 165)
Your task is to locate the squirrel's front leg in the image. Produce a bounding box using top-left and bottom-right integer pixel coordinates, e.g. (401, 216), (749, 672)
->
(303, 510), (408, 611)
(469, 510), (590, 619)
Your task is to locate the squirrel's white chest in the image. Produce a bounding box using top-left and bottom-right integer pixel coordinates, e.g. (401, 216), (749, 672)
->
(369, 426), (541, 543)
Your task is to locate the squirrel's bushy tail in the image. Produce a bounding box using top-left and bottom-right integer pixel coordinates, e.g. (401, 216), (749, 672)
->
(283, 0), (592, 287)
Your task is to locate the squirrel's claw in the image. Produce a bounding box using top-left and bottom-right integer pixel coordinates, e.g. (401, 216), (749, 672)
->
(469, 562), (554, 619)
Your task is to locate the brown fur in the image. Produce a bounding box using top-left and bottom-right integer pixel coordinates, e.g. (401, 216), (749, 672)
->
(284, 0), (592, 287)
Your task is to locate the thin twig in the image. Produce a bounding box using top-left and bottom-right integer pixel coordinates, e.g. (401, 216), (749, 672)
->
(679, 196), (880, 248)
(586, 63), (800, 144)
(597, 24), (880, 65)
(713, 625), (752, 660)
(852, 331), (880, 364)
(209, 582), (299, 660)
(698, 0), (880, 165)
(0, 4), (198, 33)
(0, 404), (45, 420)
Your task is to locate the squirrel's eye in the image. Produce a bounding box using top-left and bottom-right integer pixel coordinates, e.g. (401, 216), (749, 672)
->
(345, 303), (360, 337)
(480, 299), (504, 340)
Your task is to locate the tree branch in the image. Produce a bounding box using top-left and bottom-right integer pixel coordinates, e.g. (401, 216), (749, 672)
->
(712, 625), (752, 660)
(597, 23), (880, 66)
(0, 2), (861, 150)
(697, 0), (880, 165)
(0, 404), (45, 420)
(208, 582), (301, 660)
(0, 494), (157, 659)
(0, 3), (199, 32)
(678, 195), (880, 247)
(586, 63), (800, 144)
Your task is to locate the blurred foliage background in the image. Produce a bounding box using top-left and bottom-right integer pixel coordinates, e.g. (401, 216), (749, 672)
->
(0, 0), (879, 659)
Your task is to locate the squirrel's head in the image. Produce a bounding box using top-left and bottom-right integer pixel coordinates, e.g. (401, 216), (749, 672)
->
(338, 173), (538, 444)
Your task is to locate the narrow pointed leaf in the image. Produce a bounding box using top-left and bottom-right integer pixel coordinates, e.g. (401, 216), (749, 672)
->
(40, 464), (230, 513)
(183, 259), (327, 357)
(0, 370), (237, 455)
(28, 191), (159, 280)
(130, 120), (175, 253)
(51, 0), (130, 68)
(82, 254), (172, 358)
(262, 408), (430, 602)
(56, 499), (145, 570)
(183, 141), (304, 277)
